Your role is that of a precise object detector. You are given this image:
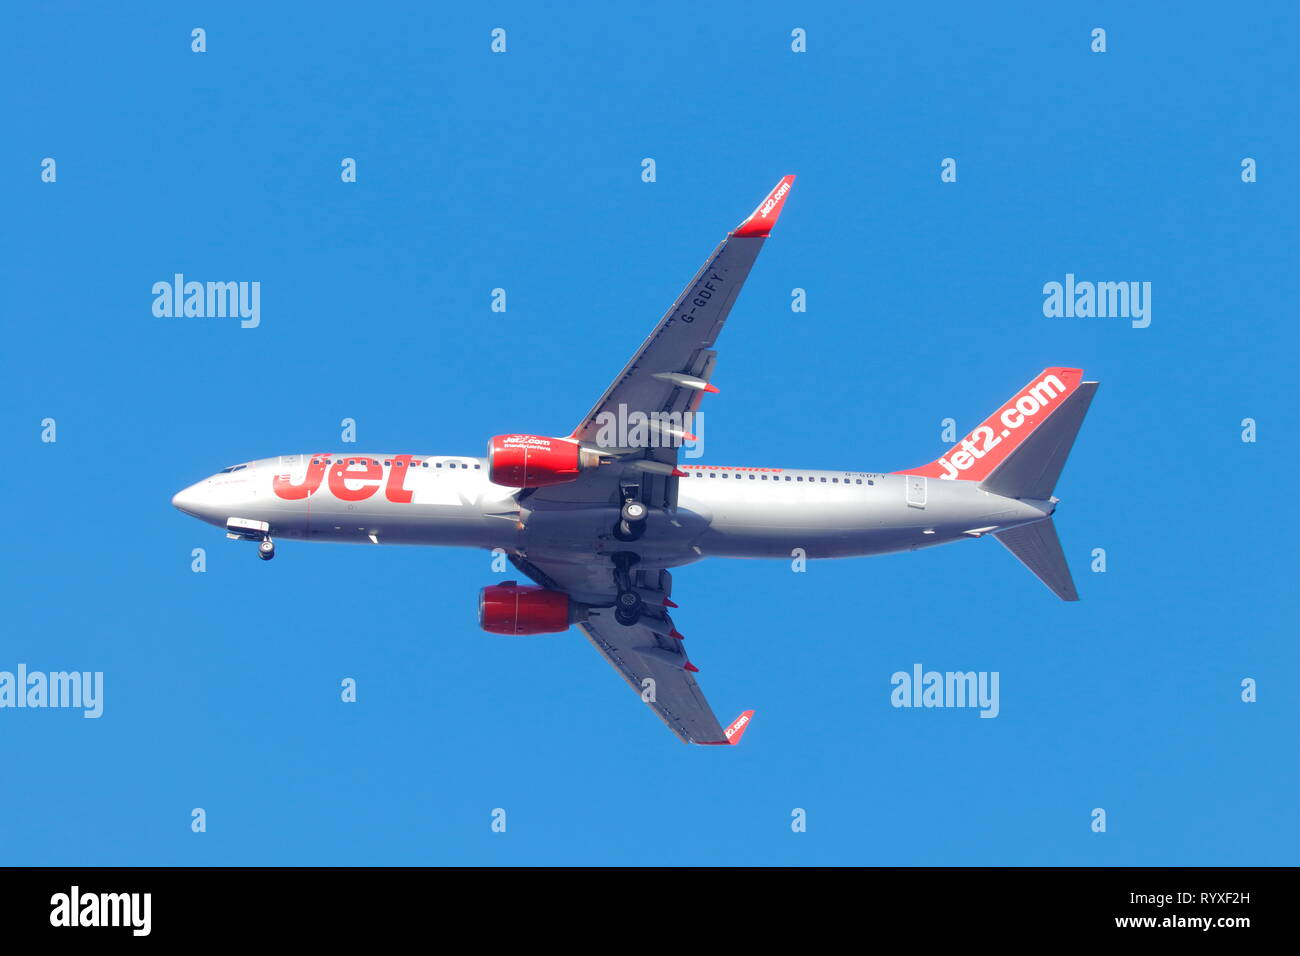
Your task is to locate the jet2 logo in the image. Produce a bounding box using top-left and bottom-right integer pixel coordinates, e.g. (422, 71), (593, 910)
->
(933, 372), (1074, 481)
(757, 179), (791, 219)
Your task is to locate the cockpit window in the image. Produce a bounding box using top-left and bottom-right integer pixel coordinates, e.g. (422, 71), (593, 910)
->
(219, 464), (248, 474)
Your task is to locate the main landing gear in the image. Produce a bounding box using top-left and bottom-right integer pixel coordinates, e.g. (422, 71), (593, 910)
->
(257, 536), (276, 561)
(614, 484), (649, 542)
(612, 552), (642, 626)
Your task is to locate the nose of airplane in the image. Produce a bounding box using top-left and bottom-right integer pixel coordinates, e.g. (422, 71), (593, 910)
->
(171, 483), (207, 517)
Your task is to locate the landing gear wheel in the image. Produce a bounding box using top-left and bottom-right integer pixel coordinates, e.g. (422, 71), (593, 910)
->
(614, 498), (648, 541)
(258, 538), (275, 561)
(614, 589), (643, 626)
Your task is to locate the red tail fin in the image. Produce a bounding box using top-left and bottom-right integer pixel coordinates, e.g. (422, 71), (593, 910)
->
(894, 368), (1085, 484)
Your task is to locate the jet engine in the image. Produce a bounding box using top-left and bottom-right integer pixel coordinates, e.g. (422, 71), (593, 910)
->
(479, 581), (573, 635)
(487, 434), (602, 488)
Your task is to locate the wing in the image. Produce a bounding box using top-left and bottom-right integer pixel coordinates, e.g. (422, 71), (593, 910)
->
(504, 181), (789, 742)
(529, 176), (794, 512)
(511, 554), (753, 746)
(569, 175), (795, 455)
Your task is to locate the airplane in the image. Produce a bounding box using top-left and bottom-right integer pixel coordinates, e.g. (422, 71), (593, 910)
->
(172, 175), (1098, 746)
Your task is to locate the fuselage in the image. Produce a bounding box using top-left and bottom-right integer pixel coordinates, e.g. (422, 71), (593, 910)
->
(171, 452), (1053, 568)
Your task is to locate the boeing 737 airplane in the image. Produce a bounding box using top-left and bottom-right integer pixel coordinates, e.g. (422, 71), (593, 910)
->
(172, 176), (1098, 745)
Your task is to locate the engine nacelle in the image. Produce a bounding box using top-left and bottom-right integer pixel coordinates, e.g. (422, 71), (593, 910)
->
(487, 434), (600, 488)
(479, 582), (572, 635)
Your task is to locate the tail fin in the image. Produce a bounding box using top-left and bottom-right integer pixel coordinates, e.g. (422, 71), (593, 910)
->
(993, 518), (1078, 601)
(895, 368), (1097, 499)
(896, 368), (1098, 601)
(980, 381), (1098, 499)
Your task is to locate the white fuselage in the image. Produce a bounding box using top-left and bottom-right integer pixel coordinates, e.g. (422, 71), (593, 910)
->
(172, 453), (1053, 571)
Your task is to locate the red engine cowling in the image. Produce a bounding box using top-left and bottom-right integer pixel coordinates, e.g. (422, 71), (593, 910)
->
(479, 582), (571, 635)
(487, 434), (599, 487)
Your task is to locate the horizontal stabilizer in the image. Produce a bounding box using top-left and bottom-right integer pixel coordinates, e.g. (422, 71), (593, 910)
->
(993, 518), (1079, 601)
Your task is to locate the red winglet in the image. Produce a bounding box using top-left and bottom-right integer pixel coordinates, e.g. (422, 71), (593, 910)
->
(663, 597), (679, 608)
(732, 175), (795, 238)
(683, 661), (699, 673)
(699, 710), (756, 746)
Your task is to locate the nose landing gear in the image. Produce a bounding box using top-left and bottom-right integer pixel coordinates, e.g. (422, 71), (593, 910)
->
(226, 518), (276, 562)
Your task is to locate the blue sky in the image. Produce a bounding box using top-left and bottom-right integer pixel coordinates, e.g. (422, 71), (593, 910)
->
(3, 1), (1295, 865)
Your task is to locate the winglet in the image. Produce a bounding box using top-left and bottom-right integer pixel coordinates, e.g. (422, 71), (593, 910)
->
(732, 176), (795, 238)
(699, 710), (756, 746)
